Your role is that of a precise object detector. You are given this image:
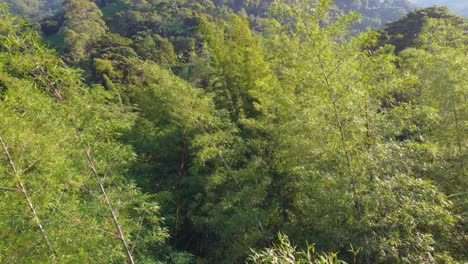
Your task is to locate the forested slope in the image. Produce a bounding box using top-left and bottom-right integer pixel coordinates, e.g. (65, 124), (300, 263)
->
(3, 0), (63, 18)
(410, 0), (468, 17)
(0, 0), (467, 263)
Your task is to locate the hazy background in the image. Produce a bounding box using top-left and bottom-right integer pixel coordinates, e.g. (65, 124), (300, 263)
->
(409, 0), (468, 17)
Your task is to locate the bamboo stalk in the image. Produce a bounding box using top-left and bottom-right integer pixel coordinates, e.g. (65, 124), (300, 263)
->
(0, 136), (57, 257)
(41, 68), (136, 263)
(69, 116), (135, 264)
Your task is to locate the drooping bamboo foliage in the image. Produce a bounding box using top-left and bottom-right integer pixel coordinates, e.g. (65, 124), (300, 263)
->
(0, 1), (466, 263)
(0, 6), (169, 263)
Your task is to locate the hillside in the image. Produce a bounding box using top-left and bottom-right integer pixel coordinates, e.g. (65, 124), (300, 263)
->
(410, 0), (468, 17)
(3, 0), (63, 18)
(7, 0), (416, 28)
(0, 1), (467, 263)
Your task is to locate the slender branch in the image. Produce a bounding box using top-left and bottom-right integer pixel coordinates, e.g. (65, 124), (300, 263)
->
(0, 186), (19, 191)
(365, 99), (375, 181)
(69, 116), (135, 264)
(95, 228), (121, 239)
(21, 159), (39, 174)
(130, 212), (146, 254)
(0, 136), (57, 257)
(177, 130), (188, 179)
(453, 106), (465, 176)
(175, 130), (188, 232)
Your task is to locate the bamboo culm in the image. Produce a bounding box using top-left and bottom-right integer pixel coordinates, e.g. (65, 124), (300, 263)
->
(70, 116), (135, 264)
(0, 136), (57, 258)
(43, 67), (136, 264)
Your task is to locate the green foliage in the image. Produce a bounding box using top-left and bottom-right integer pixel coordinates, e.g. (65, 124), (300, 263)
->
(1, 1), (467, 263)
(133, 32), (176, 67)
(334, 0), (414, 30)
(197, 13), (273, 120)
(397, 17), (468, 234)
(3, 0), (63, 19)
(380, 6), (467, 52)
(0, 8), (171, 263)
(249, 234), (347, 264)
(63, 0), (107, 62)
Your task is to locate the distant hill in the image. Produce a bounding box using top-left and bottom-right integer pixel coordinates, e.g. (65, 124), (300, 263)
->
(8, 0), (415, 29)
(408, 0), (468, 17)
(380, 6), (467, 52)
(334, 0), (415, 30)
(4, 0), (64, 19)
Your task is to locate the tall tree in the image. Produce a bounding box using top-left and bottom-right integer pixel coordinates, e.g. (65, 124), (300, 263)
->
(63, 0), (107, 62)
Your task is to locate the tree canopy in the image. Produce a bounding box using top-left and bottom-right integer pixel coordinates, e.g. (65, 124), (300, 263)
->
(0, 1), (467, 263)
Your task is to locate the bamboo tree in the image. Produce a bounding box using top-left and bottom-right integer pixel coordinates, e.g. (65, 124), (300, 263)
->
(0, 6), (170, 263)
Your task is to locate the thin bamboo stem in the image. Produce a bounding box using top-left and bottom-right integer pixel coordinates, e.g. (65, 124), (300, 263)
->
(130, 212), (146, 254)
(453, 106), (465, 176)
(175, 130), (188, 232)
(0, 186), (19, 191)
(0, 136), (57, 257)
(69, 116), (135, 264)
(41, 68), (136, 263)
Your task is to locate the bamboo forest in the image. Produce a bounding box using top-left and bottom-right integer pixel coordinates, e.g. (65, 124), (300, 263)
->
(0, 0), (466, 263)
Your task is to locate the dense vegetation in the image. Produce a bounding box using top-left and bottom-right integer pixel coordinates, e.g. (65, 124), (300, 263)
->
(3, 0), (63, 18)
(410, 0), (468, 18)
(0, 0), (466, 263)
